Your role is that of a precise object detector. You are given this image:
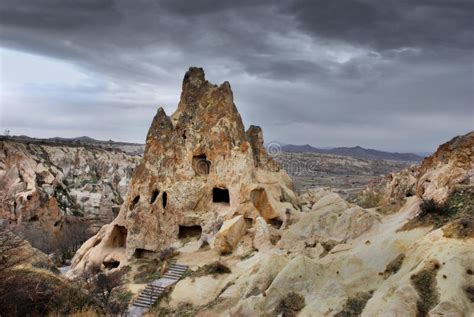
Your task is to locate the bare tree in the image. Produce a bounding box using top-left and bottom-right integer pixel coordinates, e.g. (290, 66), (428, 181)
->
(0, 227), (32, 273)
(80, 265), (128, 315)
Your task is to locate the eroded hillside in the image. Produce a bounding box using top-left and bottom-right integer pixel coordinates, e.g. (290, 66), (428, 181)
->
(0, 139), (141, 254)
(65, 68), (473, 316)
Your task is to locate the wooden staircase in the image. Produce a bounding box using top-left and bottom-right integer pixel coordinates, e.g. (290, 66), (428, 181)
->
(128, 263), (188, 316)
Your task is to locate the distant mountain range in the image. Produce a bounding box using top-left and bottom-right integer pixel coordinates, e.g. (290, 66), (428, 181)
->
(275, 143), (424, 161)
(4, 135), (424, 161)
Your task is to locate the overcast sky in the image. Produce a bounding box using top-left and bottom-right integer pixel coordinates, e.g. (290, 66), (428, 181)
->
(0, 0), (472, 153)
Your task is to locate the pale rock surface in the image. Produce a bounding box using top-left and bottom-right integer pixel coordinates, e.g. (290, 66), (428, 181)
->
(253, 216), (272, 251)
(170, 274), (234, 308)
(213, 215), (246, 254)
(279, 192), (380, 251)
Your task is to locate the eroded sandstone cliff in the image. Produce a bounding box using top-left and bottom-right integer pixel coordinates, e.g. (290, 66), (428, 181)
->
(0, 140), (140, 248)
(69, 67), (297, 275)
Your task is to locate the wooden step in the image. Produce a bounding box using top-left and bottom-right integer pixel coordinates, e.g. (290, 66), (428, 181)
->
(134, 298), (154, 306)
(132, 302), (150, 308)
(128, 263), (189, 316)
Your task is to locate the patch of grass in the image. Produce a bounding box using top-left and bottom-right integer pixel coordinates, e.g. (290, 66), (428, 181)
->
(383, 254), (405, 279)
(356, 190), (383, 209)
(319, 239), (339, 258)
(400, 189), (474, 237)
(464, 286), (474, 303)
(410, 262), (440, 317)
(275, 292), (305, 317)
(335, 291), (373, 317)
(189, 262), (231, 278)
(131, 259), (161, 284)
(159, 247), (179, 261)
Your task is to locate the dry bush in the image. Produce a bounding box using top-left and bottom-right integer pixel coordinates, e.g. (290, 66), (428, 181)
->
(275, 292), (305, 317)
(190, 261), (231, 278)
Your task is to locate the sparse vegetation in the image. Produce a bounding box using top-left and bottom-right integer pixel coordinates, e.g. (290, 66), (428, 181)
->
(275, 292), (306, 317)
(410, 263), (440, 317)
(356, 190), (383, 209)
(464, 286), (474, 303)
(335, 291), (373, 317)
(400, 189), (473, 236)
(159, 247), (179, 261)
(189, 261), (231, 278)
(383, 253), (405, 279)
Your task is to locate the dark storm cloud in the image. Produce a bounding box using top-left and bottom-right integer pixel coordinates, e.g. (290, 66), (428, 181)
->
(0, 0), (472, 152)
(284, 0), (474, 50)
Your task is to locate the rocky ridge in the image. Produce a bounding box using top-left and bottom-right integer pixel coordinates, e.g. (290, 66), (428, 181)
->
(0, 140), (141, 246)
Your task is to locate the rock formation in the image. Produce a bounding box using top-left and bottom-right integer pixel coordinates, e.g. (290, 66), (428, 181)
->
(0, 140), (140, 242)
(416, 131), (473, 203)
(154, 131), (472, 316)
(69, 67), (297, 275)
(67, 68), (473, 316)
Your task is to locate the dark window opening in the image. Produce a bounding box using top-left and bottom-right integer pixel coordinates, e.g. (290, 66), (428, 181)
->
(162, 192), (168, 208)
(213, 187), (230, 204)
(130, 195), (140, 210)
(28, 215), (39, 222)
(182, 132), (186, 139)
(109, 225), (127, 248)
(244, 217), (253, 227)
(269, 218), (283, 229)
(150, 189), (160, 204)
(103, 260), (120, 270)
(134, 248), (156, 259)
(178, 225), (202, 240)
(193, 154), (211, 175)
(53, 220), (61, 227)
(27, 195), (32, 201)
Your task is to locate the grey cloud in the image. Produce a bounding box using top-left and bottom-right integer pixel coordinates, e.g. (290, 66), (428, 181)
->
(0, 0), (472, 152)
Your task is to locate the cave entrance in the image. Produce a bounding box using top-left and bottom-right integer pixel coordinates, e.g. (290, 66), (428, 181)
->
(213, 187), (230, 204)
(178, 225), (202, 240)
(192, 154), (211, 175)
(133, 248), (156, 259)
(103, 260), (120, 270)
(109, 225), (127, 248)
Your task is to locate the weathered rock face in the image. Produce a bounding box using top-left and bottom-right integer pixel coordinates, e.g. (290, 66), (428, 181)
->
(148, 131), (473, 317)
(382, 165), (418, 205)
(416, 131), (473, 203)
(213, 215), (246, 254)
(0, 140), (140, 240)
(69, 67), (296, 275)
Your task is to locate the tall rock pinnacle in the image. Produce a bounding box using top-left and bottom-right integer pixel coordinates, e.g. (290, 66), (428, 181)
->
(68, 67), (297, 276)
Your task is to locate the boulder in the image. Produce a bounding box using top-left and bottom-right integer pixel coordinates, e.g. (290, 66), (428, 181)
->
(213, 215), (246, 254)
(253, 217), (271, 251)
